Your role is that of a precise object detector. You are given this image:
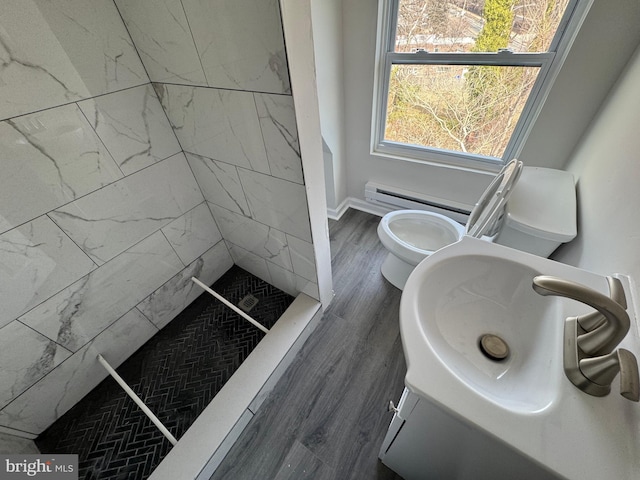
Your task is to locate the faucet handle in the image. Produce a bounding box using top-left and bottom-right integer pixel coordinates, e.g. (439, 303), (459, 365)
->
(579, 349), (640, 402)
(618, 349), (640, 402)
(577, 276), (627, 332)
(533, 275), (630, 356)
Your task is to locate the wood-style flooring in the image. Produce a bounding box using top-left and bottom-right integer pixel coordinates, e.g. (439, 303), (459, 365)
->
(211, 209), (406, 480)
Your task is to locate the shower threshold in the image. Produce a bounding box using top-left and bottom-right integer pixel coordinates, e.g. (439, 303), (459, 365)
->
(150, 291), (320, 480)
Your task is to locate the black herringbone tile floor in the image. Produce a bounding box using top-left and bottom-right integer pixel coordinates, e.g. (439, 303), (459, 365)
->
(36, 266), (294, 480)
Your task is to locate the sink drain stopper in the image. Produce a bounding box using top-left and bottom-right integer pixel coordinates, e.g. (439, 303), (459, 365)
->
(479, 334), (509, 361)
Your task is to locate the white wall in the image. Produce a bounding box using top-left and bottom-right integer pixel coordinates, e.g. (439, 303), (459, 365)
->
(311, 0), (348, 212)
(554, 44), (640, 282)
(281, 0), (334, 308)
(519, 0), (640, 169)
(336, 0), (640, 212)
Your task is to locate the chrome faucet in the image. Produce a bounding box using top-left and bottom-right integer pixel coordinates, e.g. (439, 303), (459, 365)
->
(532, 275), (639, 402)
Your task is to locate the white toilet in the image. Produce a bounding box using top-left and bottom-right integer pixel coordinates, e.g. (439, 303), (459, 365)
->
(377, 160), (577, 289)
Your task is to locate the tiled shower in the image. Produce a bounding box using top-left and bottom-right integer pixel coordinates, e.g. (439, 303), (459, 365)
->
(0, 0), (318, 444)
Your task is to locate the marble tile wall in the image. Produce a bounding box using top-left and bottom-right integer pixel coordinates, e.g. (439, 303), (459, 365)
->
(156, 85), (318, 299)
(0, 432), (39, 454)
(0, 0), (318, 436)
(115, 0), (290, 94)
(0, 0), (234, 435)
(0, 0), (148, 121)
(130, 0), (318, 300)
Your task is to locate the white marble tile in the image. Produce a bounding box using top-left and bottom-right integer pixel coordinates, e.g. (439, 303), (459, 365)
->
(287, 235), (317, 282)
(238, 169), (312, 242)
(265, 262), (296, 296)
(155, 84), (270, 174)
(0, 104), (123, 234)
(226, 243), (271, 285)
(181, 0), (290, 94)
(31, 0), (149, 93)
(137, 241), (233, 329)
(0, 0), (147, 121)
(49, 153), (203, 265)
(0, 309), (158, 434)
(18, 231), (183, 352)
(114, 0), (207, 86)
(0, 321), (72, 410)
(0, 216), (96, 329)
(266, 262), (319, 300)
(185, 153), (250, 216)
(161, 203), (222, 266)
(0, 433), (39, 454)
(298, 279), (320, 301)
(255, 94), (303, 184)
(209, 204), (292, 271)
(78, 85), (181, 175)
(0, 0), (88, 120)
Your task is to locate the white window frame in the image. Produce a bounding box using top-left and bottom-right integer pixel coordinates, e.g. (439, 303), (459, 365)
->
(372, 0), (593, 170)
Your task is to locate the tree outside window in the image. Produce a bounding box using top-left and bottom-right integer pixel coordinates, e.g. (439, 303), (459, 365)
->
(376, 0), (584, 165)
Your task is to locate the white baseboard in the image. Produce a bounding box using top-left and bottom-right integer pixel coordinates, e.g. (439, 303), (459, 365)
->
(326, 198), (350, 220)
(327, 197), (393, 220)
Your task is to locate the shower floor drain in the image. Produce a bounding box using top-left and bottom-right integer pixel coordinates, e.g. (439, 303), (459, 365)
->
(238, 293), (259, 313)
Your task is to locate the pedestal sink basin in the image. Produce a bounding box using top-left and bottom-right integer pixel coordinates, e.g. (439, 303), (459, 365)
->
(416, 253), (562, 413)
(395, 236), (640, 480)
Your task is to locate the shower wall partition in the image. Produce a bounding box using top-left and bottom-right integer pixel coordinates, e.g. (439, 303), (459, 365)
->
(0, 0), (318, 441)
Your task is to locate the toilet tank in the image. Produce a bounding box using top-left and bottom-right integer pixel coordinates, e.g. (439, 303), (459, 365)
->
(494, 167), (577, 258)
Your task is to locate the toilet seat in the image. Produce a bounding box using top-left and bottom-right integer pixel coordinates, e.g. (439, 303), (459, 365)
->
(466, 159), (523, 238)
(378, 210), (464, 266)
(377, 159), (523, 289)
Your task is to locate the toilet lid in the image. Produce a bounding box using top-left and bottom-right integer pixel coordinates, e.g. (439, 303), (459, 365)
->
(466, 159), (523, 238)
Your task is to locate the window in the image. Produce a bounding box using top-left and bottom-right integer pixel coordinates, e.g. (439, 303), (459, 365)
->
(373, 0), (592, 168)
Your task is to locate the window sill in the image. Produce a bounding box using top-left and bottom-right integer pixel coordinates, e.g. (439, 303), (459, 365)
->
(371, 142), (504, 175)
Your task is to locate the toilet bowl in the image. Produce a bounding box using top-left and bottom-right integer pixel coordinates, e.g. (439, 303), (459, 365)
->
(377, 160), (577, 290)
(378, 210), (465, 288)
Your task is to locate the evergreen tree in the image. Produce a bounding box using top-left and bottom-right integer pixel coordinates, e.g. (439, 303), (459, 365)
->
(474, 0), (516, 52)
(467, 0), (516, 105)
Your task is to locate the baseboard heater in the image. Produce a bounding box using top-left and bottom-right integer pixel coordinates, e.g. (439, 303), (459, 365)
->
(364, 182), (471, 224)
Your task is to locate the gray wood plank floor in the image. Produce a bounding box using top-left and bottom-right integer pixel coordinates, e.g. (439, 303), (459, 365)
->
(211, 209), (406, 480)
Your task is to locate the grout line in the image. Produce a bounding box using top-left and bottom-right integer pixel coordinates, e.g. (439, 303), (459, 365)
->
(0, 303), (164, 430)
(178, 143), (305, 187)
(0, 150), (184, 240)
(178, 0), (210, 87)
(0, 425), (39, 439)
(206, 200), (312, 246)
(0, 82), (150, 124)
(10, 320), (74, 357)
(154, 80), (293, 97)
(252, 93), (273, 177)
(111, 0), (152, 86)
(75, 99), (127, 178)
(133, 306), (160, 332)
(46, 212), (100, 270)
(158, 227), (186, 268)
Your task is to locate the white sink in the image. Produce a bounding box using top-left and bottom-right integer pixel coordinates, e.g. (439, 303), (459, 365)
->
(416, 253), (562, 413)
(399, 236), (640, 480)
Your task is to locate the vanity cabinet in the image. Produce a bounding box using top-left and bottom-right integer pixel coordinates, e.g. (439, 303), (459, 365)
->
(379, 388), (561, 480)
